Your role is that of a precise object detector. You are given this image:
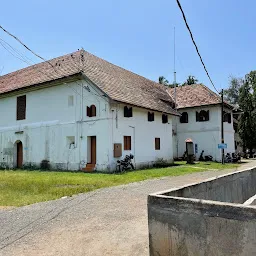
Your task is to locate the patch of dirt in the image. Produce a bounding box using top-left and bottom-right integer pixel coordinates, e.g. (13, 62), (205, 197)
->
(0, 206), (16, 210)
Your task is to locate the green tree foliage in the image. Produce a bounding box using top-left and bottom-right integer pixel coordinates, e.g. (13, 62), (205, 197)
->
(238, 71), (256, 155)
(182, 75), (198, 85)
(158, 76), (169, 86)
(158, 76), (176, 88)
(224, 76), (243, 105)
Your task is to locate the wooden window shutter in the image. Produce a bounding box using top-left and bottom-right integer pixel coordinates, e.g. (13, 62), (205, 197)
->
(87, 106), (91, 117)
(162, 114), (168, 124)
(124, 136), (131, 150)
(180, 112), (188, 123)
(17, 95), (26, 120)
(148, 112), (154, 122)
(129, 107), (133, 117)
(196, 111), (199, 122)
(124, 106), (132, 118)
(206, 110), (209, 121)
(155, 138), (160, 150)
(91, 105), (96, 117)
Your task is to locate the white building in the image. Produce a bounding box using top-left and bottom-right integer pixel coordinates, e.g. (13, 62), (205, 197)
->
(0, 50), (179, 171)
(169, 84), (235, 162)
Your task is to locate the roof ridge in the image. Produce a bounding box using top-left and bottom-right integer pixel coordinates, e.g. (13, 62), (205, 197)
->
(0, 49), (83, 81)
(83, 50), (168, 91)
(0, 49), (179, 115)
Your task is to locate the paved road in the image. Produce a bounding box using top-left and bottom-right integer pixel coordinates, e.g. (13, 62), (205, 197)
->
(0, 161), (255, 256)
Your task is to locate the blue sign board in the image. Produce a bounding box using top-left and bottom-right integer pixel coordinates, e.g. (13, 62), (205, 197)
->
(218, 143), (227, 149)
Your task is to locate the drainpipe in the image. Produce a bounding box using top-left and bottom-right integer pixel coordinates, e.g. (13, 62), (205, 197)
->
(129, 125), (135, 168)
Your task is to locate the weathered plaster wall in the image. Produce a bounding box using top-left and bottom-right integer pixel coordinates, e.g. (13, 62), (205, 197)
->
(173, 106), (235, 161)
(165, 168), (256, 203)
(148, 197), (256, 256)
(0, 79), (111, 171)
(108, 104), (173, 170)
(0, 78), (174, 171)
(148, 168), (256, 256)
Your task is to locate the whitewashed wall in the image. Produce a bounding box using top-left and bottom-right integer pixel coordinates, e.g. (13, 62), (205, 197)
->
(108, 104), (173, 170)
(0, 78), (174, 171)
(0, 79), (111, 170)
(173, 106), (235, 162)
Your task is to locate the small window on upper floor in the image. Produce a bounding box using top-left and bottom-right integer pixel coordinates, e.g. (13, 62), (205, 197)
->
(87, 105), (96, 117)
(196, 110), (209, 122)
(124, 106), (133, 118)
(68, 95), (74, 107)
(17, 95), (26, 120)
(162, 114), (168, 124)
(180, 112), (188, 123)
(223, 112), (231, 123)
(148, 112), (154, 122)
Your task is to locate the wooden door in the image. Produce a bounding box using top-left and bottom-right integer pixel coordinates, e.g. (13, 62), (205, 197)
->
(17, 141), (23, 168)
(91, 136), (96, 164)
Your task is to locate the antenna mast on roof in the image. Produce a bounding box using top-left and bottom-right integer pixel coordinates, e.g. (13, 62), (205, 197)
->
(173, 27), (177, 109)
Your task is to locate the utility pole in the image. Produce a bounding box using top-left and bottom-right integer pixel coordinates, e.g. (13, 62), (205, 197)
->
(221, 89), (224, 164)
(173, 27), (176, 107)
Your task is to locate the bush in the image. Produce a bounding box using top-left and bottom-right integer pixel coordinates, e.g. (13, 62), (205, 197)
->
(40, 160), (51, 170)
(153, 158), (172, 168)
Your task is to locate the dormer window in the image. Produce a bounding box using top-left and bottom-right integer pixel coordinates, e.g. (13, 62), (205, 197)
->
(148, 112), (154, 122)
(196, 110), (209, 122)
(180, 112), (188, 123)
(87, 105), (96, 117)
(124, 106), (132, 118)
(162, 114), (168, 124)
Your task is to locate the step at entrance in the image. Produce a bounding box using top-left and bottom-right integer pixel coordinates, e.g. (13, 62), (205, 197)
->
(82, 163), (95, 172)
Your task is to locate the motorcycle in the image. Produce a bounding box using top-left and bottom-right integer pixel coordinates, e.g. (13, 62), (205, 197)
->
(116, 154), (135, 173)
(224, 153), (232, 163)
(199, 150), (213, 162)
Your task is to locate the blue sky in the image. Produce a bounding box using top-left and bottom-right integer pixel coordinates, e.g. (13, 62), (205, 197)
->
(0, 0), (255, 92)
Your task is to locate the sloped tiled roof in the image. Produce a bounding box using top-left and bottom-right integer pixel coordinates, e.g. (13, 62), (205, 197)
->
(168, 84), (222, 109)
(0, 50), (179, 115)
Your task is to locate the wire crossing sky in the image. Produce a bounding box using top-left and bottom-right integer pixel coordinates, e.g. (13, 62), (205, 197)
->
(0, 0), (255, 91)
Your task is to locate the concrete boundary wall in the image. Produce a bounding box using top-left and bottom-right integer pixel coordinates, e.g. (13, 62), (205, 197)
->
(148, 168), (256, 256)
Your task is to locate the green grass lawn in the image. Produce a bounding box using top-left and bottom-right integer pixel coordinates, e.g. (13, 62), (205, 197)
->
(0, 161), (240, 207)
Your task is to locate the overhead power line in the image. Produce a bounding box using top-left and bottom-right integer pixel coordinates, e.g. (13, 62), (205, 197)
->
(0, 25), (55, 69)
(0, 25), (105, 101)
(175, 0), (219, 94)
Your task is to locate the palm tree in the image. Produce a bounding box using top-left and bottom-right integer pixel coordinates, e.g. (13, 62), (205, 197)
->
(158, 76), (169, 86)
(183, 75), (198, 85)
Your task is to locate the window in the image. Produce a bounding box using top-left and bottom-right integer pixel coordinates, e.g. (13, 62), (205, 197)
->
(223, 112), (231, 123)
(124, 136), (131, 150)
(91, 105), (96, 117)
(17, 95), (26, 120)
(180, 112), (188, 123)
(68, 95), (74, 107)
(124, 106), (133, 118)
(66, 136), (75, 149)
(148, 112), (154, 122)
(196, 110), (209, 122)
(155, 138), (160, 150)
(162, 114), (168, 124)
(87, 105), (96, 117)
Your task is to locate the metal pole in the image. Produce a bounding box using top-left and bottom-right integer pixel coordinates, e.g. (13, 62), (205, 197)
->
(221, 89), (224, 164)
(174, 27), (176, 107)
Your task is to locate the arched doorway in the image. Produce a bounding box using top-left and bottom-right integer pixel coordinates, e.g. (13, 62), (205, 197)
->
(17, 141), (23, 168)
